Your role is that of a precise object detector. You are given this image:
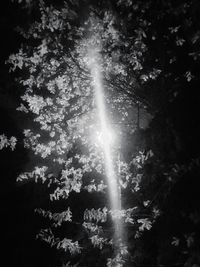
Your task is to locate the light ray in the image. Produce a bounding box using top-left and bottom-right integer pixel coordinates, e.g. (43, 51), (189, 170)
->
(88, 48), (122, 242)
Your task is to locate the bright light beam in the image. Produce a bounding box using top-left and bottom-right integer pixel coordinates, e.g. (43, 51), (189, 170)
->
(88, 48), (122, 242)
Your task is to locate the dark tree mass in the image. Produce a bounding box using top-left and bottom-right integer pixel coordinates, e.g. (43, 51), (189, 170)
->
(1, 0), (200, 266)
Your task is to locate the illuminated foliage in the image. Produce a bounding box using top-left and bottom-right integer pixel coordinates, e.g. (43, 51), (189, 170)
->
(6, 0), (200, 266)
(0, 134), (17, 150)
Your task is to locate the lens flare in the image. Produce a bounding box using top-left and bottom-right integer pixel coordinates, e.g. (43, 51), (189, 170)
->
(89, 48), (122, 243)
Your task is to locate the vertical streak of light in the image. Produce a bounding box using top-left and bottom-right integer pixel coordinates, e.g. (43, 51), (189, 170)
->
(89, 50), (122, 241)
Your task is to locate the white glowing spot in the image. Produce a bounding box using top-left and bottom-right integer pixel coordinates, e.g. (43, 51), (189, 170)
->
(95, 128), (116, 147)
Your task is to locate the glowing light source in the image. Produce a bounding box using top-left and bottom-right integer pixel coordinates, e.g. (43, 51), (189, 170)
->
(95, 128), (116, 147)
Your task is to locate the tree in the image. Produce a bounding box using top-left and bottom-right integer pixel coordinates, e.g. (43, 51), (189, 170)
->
(6, 0), (162, 266)
(114, 1), (200, 266)
(5, 0), (200, 266)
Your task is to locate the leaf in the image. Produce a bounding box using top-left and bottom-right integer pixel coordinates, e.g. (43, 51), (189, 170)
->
(185, 233), (194, 248)
(137, 218), (152, 231)
(168, 26), (180, 33)
(171, 237), (180, 246)
(143, 200), (150, 207)
(90, 235), (108, 249)
(0, 135), (17, 151)
(176, 37), (185, 46)
(185, 71), (194, 82)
